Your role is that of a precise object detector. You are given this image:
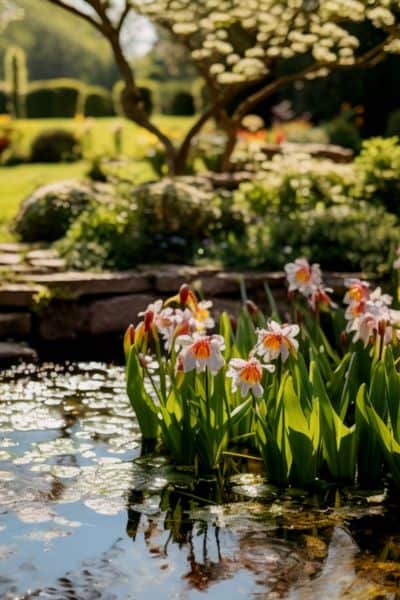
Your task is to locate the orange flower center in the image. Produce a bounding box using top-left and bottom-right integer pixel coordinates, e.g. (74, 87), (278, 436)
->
(348, 287), (363, 302)
(191, 339), (211, 359)
(195, 307), (209, 323)
(262, 333), (282, 350)
(351, 301), (365, 317)
(239, 363), (262, 384)
(295, 267), (311, 284)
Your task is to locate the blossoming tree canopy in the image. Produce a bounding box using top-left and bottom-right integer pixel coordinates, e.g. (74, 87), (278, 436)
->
(45, 0), (400, 172)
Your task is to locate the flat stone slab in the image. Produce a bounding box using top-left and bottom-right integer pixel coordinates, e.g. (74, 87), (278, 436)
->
(0, 284), (42, 307)
(0, 243), (29, 253)
(88, 294), (156, 335)
(0, 253), (22, 266)
(0, 313), (31, 338)
(28, 258), (67, 271)
(0, 342), (37, 365)
(15, 271), (150, 297)
(26, 249), (60, 261)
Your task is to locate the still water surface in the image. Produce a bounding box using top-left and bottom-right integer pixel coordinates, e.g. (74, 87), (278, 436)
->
(0, 363), (399, 599)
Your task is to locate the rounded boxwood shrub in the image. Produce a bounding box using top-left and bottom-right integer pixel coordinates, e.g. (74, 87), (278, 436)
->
(83, 86), (115, 117)
(14, 180), (99, 242)
(26, 79), (83, 118)
(59, 177), (245, 270)
(30, 129), (81, 163)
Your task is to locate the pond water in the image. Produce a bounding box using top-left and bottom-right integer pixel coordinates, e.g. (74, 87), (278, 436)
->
(0, 363), (399, 600)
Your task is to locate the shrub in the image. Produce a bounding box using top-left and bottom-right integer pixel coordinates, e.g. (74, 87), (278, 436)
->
(233, 153), (355, 216)
(59, 178), (245, 270)
(355, 137), (400, 216)
(324, 117), (362, 153)
(26, 79), (83, 118)
(14, 180), (97, 242)
(266, 203), (398, 274)
(58, 204), (141, 271)
(215, 203), (398, 274)
(386, 109), (400, 138)
(0, 84), (8, 113)
(170, 91), (196, 116)
(83, 86), (114, 117)
(30, 129), (81, 163)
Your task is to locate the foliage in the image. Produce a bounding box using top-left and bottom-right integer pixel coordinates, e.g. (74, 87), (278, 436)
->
(0, 0), (118, 87)
(30, 128), (81, 163)
(58, 177), (245, 270)
(26, 79), (83, 118)
(0, 82), (7, 113)
(324, 117), (362, 153)
(355, 137), (400, 216)
(266, 204), (398, 275)
(123, 264), (400, 486)
(170, 91), (196, 116)
(14, 179), (96, 242)
(83, 86), (114, 118)
(4, 44), (27, 118)
(386, 109), (400, 138)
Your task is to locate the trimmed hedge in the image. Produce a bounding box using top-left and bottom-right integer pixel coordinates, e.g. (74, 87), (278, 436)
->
(0, 84), (8, 114)
(170, 91), (196, 116)
(26, 79), (84, 118)
(83, 86), (115, 117)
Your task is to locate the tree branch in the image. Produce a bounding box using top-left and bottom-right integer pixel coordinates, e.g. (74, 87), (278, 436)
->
(45, 0), (104, 32)
(117, 0), (131, 32)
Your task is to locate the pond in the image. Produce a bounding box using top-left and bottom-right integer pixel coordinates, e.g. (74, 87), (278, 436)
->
(0, 363), (399, 599)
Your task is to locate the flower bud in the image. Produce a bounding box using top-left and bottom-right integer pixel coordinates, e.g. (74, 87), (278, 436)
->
(245, 300), (259, 316)
(123, 324), (135, 356)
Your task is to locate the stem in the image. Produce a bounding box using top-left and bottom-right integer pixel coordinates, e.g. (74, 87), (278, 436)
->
(143, 364), (164, 407)
(205, 367), (210, 427)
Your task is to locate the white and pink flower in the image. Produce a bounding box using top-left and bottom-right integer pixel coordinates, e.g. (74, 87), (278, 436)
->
(344, 278), (370, 306)
(308, 285), (337, 312)
(285, 258), (322, 295)
(227, 357), (274, 398)
(176, 334), (225, 375)
(255, 320), (300, 363)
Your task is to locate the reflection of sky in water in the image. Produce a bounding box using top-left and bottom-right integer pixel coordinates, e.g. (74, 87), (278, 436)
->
(0, 363), (399, 599)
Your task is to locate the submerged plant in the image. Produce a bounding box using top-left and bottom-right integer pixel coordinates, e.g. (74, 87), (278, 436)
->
(125, 258), (400, 489)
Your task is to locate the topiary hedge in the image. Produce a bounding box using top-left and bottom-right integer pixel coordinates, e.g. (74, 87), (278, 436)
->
(83, 86), (115, 117)
(26, 79), (84, 118)
(170, 91), (196, 116)
(0, 84), (8, 114)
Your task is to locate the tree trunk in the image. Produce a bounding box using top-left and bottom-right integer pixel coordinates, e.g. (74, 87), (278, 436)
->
(220, 123), (239, 172)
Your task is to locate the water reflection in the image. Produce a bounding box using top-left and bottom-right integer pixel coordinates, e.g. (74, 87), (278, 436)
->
(0, 363), (399, 599)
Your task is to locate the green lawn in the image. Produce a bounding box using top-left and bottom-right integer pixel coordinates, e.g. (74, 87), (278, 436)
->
(0, 116), (195, 242)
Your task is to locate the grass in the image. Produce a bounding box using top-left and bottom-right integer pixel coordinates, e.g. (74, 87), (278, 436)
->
(0, 116), (195, 242)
